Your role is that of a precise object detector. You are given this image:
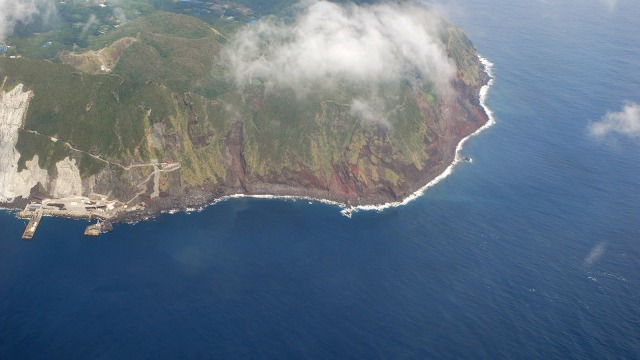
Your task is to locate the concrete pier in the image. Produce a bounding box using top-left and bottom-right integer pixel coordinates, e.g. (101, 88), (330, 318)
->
(21, 206), (43, 240)
(17, 197), (119, 239)
(84, 221), (102, 236)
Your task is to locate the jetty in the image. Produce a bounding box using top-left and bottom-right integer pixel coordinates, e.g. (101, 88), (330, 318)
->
(17, 196), (118, 239)
(84, 219), (112, 236)
(21, 205), (43, 240)
(84, 220), (102, 236)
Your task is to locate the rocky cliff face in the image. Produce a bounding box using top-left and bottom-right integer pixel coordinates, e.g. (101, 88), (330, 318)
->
(0, 83), (47, 202)
(0, 10), (490, 217)
(0, 82), (85, 203)
(212, 62), (489, 206)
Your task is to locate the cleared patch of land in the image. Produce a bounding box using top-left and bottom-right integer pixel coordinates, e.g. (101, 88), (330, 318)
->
(59, 37), (137, 74)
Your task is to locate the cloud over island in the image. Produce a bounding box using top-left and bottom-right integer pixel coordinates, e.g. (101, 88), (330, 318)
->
(0, 0), (133, 41)
(224, 0), (455, 96)
(0, 0), (55, 40)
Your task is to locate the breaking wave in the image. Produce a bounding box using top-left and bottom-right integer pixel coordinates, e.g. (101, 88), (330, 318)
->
(152, 56), (496, 219)
(340, 56), (496, 216)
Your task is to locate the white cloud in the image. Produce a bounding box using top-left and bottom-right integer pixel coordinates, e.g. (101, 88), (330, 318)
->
(112, 7), (128, 24)
(349, 97), (388, 127)
(224, 0), (455, 96)
(589, 102), (640, 138)
(600, 0), (617, 11)
(0, 0), (55, 40)
(81, 14), (98, 36)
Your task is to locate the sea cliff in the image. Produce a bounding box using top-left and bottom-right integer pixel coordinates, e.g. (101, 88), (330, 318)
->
(0, 6), (491, 222)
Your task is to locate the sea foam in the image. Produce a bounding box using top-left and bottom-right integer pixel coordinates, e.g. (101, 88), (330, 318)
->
(156, 56), (496, 219)
(338, 56), (496, 216)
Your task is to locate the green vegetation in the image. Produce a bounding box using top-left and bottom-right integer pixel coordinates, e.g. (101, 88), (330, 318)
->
(444, 26), (483, 87)
(2, 3), (485, 200)
(113, 15), (230, 98)
(6, 1), (171, 60)
(15, 131), (70, 172)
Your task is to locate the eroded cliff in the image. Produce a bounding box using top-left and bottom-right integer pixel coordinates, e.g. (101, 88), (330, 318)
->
(0, 7), (490, 219)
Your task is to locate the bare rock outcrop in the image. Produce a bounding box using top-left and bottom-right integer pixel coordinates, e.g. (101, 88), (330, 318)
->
(0, 83), (48, 202)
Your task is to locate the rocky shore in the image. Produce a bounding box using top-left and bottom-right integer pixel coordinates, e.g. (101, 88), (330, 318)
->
(1, 58), (493, 225)
(117, 59), (493, 223)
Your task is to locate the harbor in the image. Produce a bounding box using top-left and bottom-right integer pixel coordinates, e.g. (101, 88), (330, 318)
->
(17, 195), (127, 239)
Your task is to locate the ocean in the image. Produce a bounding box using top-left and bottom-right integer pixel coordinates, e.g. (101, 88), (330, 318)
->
(2, 0), (640, 358)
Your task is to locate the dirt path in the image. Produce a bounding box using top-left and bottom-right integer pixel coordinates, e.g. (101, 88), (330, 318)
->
(22, 128), (178, 171)
(126, 163), (181, 204)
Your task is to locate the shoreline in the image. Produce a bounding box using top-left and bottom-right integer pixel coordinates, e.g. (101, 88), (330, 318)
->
(340, 56), (496, 215)
(132, 55), (496, 220)
(2, 56), (495, 224)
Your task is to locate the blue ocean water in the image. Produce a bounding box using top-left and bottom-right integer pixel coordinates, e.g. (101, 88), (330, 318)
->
(2, 0), (640, 358)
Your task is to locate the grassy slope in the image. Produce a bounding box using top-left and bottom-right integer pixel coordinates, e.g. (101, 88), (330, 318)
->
(4, 10), (483, 196)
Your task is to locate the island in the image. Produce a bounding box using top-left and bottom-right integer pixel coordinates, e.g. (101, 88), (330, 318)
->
(0, 0), (491, 235)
